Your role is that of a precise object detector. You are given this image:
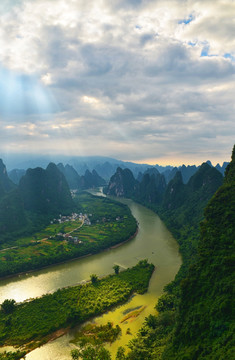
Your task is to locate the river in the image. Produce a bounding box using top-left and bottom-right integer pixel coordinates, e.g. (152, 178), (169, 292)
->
(0, 194), (181, 359)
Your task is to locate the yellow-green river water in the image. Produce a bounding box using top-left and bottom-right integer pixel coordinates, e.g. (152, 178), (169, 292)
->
(0, 193), (181, 359)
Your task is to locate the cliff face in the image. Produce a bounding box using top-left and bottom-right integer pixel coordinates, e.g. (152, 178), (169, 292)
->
(0, 189), (27, 235)
(79, 169), (106, 189)
(112, 155), (233, 360)
(0, 159), (15, 197)
(0, 160), (26, 236)
(163, 147), (235, 360)
(8, 169), (26, 185)
(19, 162), (74, 215)
(106, 167), (137, 197)
(57, 164), (106, 190)
(179, 164), (198, 184)
(162, 171), (186, 210)
(57, 163), (81, 189)
(106, 163), (223, 216)
(136, 172), (166, 204)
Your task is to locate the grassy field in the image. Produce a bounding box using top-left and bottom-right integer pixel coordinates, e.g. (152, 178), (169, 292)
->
(0, 192), (137, 277)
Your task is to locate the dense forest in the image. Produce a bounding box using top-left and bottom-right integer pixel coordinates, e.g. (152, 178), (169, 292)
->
(102, 146), (234, 359)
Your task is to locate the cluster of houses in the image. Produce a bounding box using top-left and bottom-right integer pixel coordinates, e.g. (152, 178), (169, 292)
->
(48, 211), (122, 246)
(50, 212), (81, 224)
(49, 212), (93, 244)
(60, 234), (81, 244)
(84, 214), (92, 226)
(70, 190), (77, 197)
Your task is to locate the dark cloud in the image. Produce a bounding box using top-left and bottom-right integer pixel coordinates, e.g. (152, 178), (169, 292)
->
(81, 45), (113, 76)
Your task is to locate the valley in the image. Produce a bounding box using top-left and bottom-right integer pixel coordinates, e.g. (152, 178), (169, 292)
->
(0, 195), (181, 359)
(0, 192), (137, 278)
(0, 147), (234, 360)
(1, 2), (233, 358)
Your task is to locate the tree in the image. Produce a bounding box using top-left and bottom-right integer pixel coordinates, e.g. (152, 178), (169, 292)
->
(155, 293), (175, 312)
(145, 314), (158, 329)
(116, 346), (126, 360)
(67, 307), (81, 325)
(138, 259), (148, 267)
(71, 349), (79, 360)
(97, 346), (111, 360)
(90, 274), (98, 284)
(113, 264), (120, 275)
(1, 299), (16, 314)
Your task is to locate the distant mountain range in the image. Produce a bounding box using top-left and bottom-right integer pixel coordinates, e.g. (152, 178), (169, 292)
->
(0, 153), (229, 246)
(105, 162), (223, 214)
(3, 155), (153, 179)
(5, 155), (229, 186)
(57, 163), (106, 190)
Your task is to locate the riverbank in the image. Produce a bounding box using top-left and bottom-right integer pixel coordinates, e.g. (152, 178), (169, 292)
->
(0, 197), (181, 360)
(0, 261), (154, 357)
(0, 227), (139, 283)
(110, 228), (139, 249)
(0, 192), (137, 279)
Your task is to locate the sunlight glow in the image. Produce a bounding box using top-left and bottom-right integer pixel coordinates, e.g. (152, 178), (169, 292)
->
(41, 73), (52, 85)
(0, 66), (58, 117)
(82, 95), (99, 105)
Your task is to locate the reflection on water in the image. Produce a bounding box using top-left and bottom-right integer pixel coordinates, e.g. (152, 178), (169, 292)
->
(0, 193), (181, 359)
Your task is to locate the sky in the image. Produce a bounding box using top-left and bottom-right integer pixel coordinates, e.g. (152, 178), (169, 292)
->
(0, 0), (234, 166)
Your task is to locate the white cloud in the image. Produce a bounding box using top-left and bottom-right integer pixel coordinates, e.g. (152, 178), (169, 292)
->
(0, 0), (234, 164)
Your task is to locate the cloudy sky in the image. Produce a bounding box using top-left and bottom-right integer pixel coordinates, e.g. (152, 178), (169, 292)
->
(0, 0), (234, 165)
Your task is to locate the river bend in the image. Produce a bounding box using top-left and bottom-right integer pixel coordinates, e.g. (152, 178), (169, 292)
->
(0, 195), (181, 359)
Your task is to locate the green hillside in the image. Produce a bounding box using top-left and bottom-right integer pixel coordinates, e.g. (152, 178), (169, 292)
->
(118, 146), (234, 360)
(163, 147), (235, 359)
(19, 163), (74, 215)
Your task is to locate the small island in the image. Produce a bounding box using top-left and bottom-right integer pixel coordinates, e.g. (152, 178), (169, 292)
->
(0, 260), (154, 359)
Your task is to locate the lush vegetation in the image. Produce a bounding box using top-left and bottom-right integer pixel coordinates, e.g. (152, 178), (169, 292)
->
(159, 163), (223, 288)
(0, 192), (137, 277)
(101, 149), (233, 359)
(107, 162), (223, 292)
(0, 161), (75, 246)
(161, 147), (235, 360)
(0, 260), (154, 354)
(1, 152), (233, 359)
(0, 350), (26, 360)
(105, 146), (234, 360)
(71, 321), (121, 347)
(71, 344), (111, 360)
